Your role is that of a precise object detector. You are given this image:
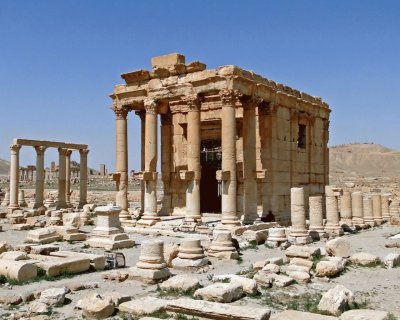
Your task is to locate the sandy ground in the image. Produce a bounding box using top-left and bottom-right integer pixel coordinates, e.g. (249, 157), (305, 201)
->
(0, 219), (398, 319)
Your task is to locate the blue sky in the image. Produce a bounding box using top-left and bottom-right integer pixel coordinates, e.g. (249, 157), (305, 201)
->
(0, 1), (399, 171)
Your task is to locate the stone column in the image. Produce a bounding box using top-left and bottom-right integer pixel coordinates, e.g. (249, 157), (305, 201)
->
(242, 97), (258, 224)
(363, 197), (375, 227)
(65, 150), (72, 207)
(219, 89), (240, 227)
(135, 110), (146, 214)
(8, 144), (21, 212)
(160, 113), (172, 216)
(308, 195), (327, 239)
(340, 191), (352, 226)
(351, 191), (365, 227)
(78, 149), (89, 209)
(137, 99), (159, 226)
(113, 105), (130, 219)
(372, 194), (383, 225)
(56, 148), (68, 209)
(33, 146), (46, 209)
(184, 95), (201, 224)
(324, 186), (344, 236)
(381, 194), (390, 221)
(289, 187), (310, 244)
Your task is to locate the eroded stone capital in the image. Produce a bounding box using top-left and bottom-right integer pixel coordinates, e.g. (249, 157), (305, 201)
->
(58, 147), (69, 156)
(79, 149), (90, 156)
(144, 99), (158, 115)
(183, 94), (200, 111)
(219, 89), (242, 106)
(10, 144), (21, 154)
(111, 101), (130, 120)
(34, 146), (47, 155)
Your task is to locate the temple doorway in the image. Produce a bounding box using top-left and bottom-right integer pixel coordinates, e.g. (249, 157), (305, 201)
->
(200, 140), (222, 213)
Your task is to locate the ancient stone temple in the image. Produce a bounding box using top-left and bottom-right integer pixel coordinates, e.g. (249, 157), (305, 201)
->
(110, 53), (330, 225)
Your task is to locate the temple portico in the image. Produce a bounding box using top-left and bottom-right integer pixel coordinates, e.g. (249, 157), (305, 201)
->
(7, 139), (89, 212)
(110, 53), (330, 226)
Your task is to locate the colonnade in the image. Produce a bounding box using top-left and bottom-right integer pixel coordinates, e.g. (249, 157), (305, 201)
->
(113, 89), (265, 227)
(7, 139), (89, 212)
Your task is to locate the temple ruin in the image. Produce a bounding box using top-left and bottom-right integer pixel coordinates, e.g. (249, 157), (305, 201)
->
(110, 53), (330, 226)
(7, 139), (89, 212)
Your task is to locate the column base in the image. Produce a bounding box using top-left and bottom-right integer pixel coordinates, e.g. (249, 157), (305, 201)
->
(242, 214), (260, 225)
(287, 235), (312, 245)
(33, 203), (44, 209)
(184, 215), (202, 224)
(324, 224), (344, 236)
(363, 218), (376, 227)
(77, 201), (88, 210)
(382, 215), (391, 221)
(374, 218), (384, 225)
(7, 205), (20, 214)
(136, 215), (160, 227)
(55, 202), (68, 210)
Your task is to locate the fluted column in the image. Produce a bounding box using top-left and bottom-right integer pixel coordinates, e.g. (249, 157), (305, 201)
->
(309, 195), (327, 239)
(135, 110), (146, 214)
(372, 194), (383, 225)
(137, 99), (159, 226)
(351, 191), (365, 227)
(363, 197), (375, 227)
(34, 146), (46, 209)
(219, 89), (240, 227)
(184, 95), (201, 224)
(324, 186), (344, 236)
(381, 194), (390, 221)
(65, 150), (72, 207)
(289, 187), (311, 244)
(8, 144), (21, 212)
(113, 105), (130, 218)
(340, 191), (352, 226)
(56, 147), (68, 209)
(242, 97), (258, 224)
(160, 113), (172, 216)
(78, 149), (89, 209)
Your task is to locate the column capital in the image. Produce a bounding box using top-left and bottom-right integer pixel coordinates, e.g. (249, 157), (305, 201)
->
(241, 95), (264, 109)
(144, 99), (158, 115)
(111, 103), (130, 120)
(219, 89), (242, 106)
(135, 110), (146, 121)
(183, 94), (200, 111)
(79, 149), (90, 156)
(58, 147), (69, 156)
(10, 144), (21, 153)
(34, 146), (47, 154)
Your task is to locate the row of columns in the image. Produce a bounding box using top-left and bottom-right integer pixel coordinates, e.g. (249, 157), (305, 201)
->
(113, 89), (263, 227)
(289, 186), (392, 242)
(8, 144), (88, 212)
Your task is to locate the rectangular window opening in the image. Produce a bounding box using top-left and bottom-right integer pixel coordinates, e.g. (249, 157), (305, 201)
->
(298, 124), (306, 149)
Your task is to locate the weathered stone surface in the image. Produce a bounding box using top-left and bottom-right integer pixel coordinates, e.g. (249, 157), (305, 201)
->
(119, 297), (168, 316)
(163, 242), (179, 267)
(383, 253), (400, 268)
(318, 285), (355, 315)
(253, 259), (269, 270)
(25, 227), (62, 244)
(76, 293), (115, 319)
(194, 283), (244, 303)
(290, 257), (313, 269)
(339, 309), (389, 320)
(39, 287), (69, 306)
(0, 295), (23, 305)
(253, 271), (274, 286)
(171, 257), (209, 268)
(102, 270), (129, 282)
(0, 259), (37, 282)
(242, 230), (267, 244)
(268, 273), (294, 287)
(213, 274), (258, 295)
(66, 282), (99, 291)
(50, 251), (106, 270)
(166, 298), (271, 320)
(29, 301), (50, 315)
(0, 251), (29, 261)
(262, 263), (281, 274)
(315, 257), (346, 277)
(129, 266), (171, 284)
(160, 274), (200, 292)
(285, 264), (311, 274)
(350, 252), (380, 266)
(286, 270), (311, 283)
(326, 238), (351, 258)
(285, 246), (320, 260)
(271, 310), (338, 320)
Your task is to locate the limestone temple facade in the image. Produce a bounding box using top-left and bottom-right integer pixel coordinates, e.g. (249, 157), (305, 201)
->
(110, 53), (330, 225)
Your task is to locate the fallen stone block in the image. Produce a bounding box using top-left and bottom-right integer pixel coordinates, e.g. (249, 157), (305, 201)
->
(384, 253), (400, 268)
(326, 237), (351, 258)
(0, 295), (23, 305)
(339, 309), (389, 320)
(194, 283), (244, 303)
(119, 297), (169, 316)
(262, 263), (281, 274)
(160, 274), (200, 292)
(213, 274), (258, 295)
(285, 245), (320, 260)
(0, 259), (37, 282)
(318, 285), (355, 315)
(166, 298), (271, 320)
(25, 227), (62, 244)
(0, 251), (29, 261)
(349, 252), (380, 266)
(271, 310), (338, 320)
(315, 257), (346, 278)
(102, 270), (129, 282)
(28, 254), (90, 277)
(50, 250), (106, 270)
(286, 270), (310, 283)
(76, 293), (115, 319)
(39, 287), (69, 306)
(66, 281), (99, 291)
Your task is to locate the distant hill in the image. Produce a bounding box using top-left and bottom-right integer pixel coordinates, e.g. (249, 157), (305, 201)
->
(329, 143), (400, 177)
(0, 159), (9, 176)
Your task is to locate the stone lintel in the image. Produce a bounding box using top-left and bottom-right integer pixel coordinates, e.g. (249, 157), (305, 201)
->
(121, 69), (151, 84)
(13, 139), (87, 150)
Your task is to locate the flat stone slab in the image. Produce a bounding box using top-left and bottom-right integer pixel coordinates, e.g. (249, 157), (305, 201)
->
(160, 274), (200, 292)
(171, 257), (209, 268)
(119, 297), (169, 316)
(50, 251), (106, 270)
(271, 310), (338, 320)
(285, 245), (320, 260)
(339, 309), (389, 320)
(194, 283), (244, 303)
(86, 234), (134, 250)
(129, 266), (171, 284)
(28, 254), (90, 277)
(213, 274), (258, 295)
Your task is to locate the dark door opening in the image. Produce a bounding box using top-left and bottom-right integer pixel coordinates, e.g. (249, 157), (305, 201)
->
(200, 140), (222, 213)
